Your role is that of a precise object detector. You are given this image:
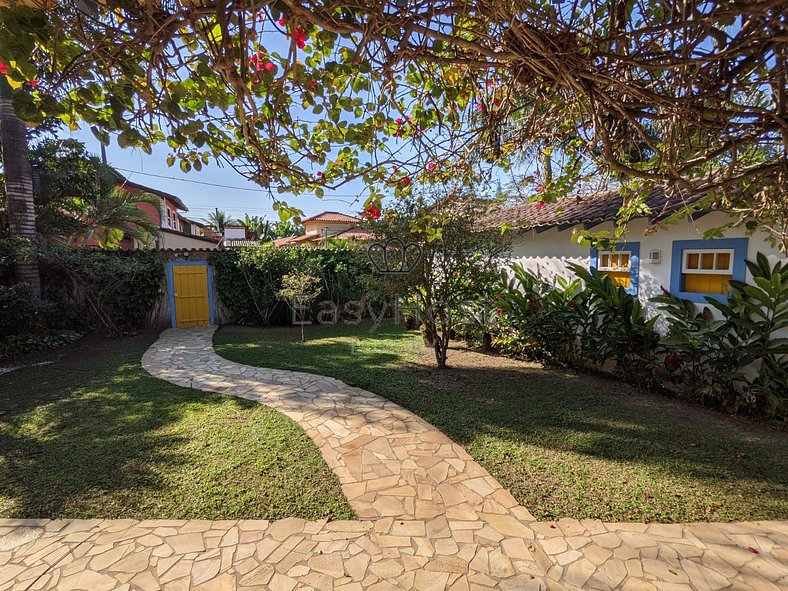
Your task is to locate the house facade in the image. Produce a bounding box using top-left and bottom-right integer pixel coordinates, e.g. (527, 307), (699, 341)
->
(274, 211), (372, 247)
(112, 172), (221, 250)
(491, 188), (785, 325)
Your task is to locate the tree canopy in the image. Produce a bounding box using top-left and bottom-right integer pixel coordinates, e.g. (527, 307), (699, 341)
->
(0, 1), (785, 242)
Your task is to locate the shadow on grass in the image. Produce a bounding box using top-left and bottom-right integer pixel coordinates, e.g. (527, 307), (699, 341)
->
(0, 332), (354, 520)
(215, 322), (788, 522)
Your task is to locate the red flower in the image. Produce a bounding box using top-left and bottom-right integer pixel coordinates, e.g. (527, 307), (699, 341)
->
(360, 205), (381, 220)
(392, 166), (398, 173)
(665, 353), (680, 370)
(264, 61), (276, 73)
(400, 176), (411, 186)
(476, 103), (484, 112)
(294, 28), (307, 49)
(316, 171), (322, 177)
(28, 79), (38, 87)
(0, 61), (8, 75)
(493, 98), (501, 106)
(485, 79), (493, 88)
(278, 17), (286, 26)
(426, 162), (436, 172)
(395, 117), (403, 124)
(535, 201), (544, 210)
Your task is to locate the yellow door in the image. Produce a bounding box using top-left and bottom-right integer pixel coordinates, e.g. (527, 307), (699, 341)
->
(172, 265), (211, 327)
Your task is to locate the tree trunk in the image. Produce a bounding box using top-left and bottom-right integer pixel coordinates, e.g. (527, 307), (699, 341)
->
(0, 79), (40, 297)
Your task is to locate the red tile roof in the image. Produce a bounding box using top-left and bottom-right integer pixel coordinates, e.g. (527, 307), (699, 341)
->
(486, 186), (709, 231)
(302, 211), (361, 224)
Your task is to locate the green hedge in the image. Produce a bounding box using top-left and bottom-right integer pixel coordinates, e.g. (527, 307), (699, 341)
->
(211, 245), (373, 326)
(39, 247), (164, 334)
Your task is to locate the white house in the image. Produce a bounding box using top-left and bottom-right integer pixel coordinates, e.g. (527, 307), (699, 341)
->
(490, 187), (785, 324)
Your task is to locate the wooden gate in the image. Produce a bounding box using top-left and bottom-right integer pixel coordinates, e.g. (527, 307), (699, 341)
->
(168, 262), (214, 328)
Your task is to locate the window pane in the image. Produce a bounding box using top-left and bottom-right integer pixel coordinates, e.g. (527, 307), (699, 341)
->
(600, 254), (609, 268)
(620, 254), (630, 269)
(686, 253), (699, 269)
(701, 253), (715, 270)
(683, 273), (732, 294)
(716, 252), (731, 271)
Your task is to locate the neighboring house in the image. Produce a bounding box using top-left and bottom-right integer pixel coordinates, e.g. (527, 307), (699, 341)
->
(221, 225), (260, 248)
(274, 211), (373, 247)
(112, 171), (221, 250)
(489, 187), (785, 323)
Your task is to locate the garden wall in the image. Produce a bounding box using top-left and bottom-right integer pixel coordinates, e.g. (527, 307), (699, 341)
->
(146, 249), (235, 328)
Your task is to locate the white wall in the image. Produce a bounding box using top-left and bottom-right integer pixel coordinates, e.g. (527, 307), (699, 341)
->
(508, 212), (785, 329)
(159, 232), (220, 250)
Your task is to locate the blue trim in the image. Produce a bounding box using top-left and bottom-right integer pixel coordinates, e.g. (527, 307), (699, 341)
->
(166, 261), (215, 328)
(669, 238), (749, 303)
(590, 242), (640, 296)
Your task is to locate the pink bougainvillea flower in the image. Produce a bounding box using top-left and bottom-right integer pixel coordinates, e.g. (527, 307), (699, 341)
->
(293, 28), (307, 49)
(535, 201), (545, 210)
(476, 103), (484, 112)
(263, 61), (276, 73)
(316, 171), (322, 177)
(486, 79), (494, 88)
(278, 17), (286, 26)
(535, 184), (544, 192)
(401, 176), (411, 186)
(426, 162), (437, 172)
(392, 166), (398, 173)
(395, 117), (403, 124)
(0, 61), (9, 75)
(747, 547), (759, 554)
(493, 98), (501, 106)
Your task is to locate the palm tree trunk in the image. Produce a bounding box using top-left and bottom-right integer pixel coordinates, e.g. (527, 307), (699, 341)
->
(0, 78), (40, 297)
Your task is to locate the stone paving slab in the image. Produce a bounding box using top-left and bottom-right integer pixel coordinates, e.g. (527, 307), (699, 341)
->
(0, 327), (784, 590)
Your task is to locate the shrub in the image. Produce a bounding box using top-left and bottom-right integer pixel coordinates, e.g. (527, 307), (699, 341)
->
(0, 330), (82, 360)
(211, 245), (372, 326)
(39, 247), (163, 334)
(494, 263), (660, 388)
(0, 283), (57, 337)
(654, 253), (788, 418)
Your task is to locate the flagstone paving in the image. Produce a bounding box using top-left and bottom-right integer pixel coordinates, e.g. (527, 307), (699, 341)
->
(0, 326), (785, 590)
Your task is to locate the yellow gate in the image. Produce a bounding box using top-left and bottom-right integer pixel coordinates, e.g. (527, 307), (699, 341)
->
(170, 263), (212, 328)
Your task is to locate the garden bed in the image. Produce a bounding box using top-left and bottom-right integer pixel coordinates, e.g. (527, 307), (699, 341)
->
(0, 331), (354, 520)
(215, 322), (788, 523)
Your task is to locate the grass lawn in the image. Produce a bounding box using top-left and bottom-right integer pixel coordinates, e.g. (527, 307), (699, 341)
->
(0, 332), (354, 521)
(215, 322), (788, 523)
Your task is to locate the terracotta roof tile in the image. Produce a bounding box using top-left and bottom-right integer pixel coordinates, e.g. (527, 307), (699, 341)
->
(302, 211), (361, 223)
(486, 186), (709, 231)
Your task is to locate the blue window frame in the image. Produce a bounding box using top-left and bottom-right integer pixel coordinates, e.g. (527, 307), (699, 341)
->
(669, 238), (748, 303)
(166, 261), (216, 328)
(590, 242), (640, 296)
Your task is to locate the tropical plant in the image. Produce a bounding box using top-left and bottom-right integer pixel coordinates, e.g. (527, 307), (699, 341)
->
(67, 186), (159, 249)
(240, 214), (269, 240)
(654, 254), (788, 417)
(204, 210), (235, 233)
(571, 264), (661, 388)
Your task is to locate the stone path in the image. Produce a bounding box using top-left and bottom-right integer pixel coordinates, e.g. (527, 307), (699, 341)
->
(0, 327), (785, 590)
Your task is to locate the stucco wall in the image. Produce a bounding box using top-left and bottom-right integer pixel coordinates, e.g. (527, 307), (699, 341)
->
(508, 212), (785, 328)
(158, 231), (220, 251)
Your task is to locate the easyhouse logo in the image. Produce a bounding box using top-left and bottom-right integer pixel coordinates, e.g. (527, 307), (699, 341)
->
(367, 238), (422, 275)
